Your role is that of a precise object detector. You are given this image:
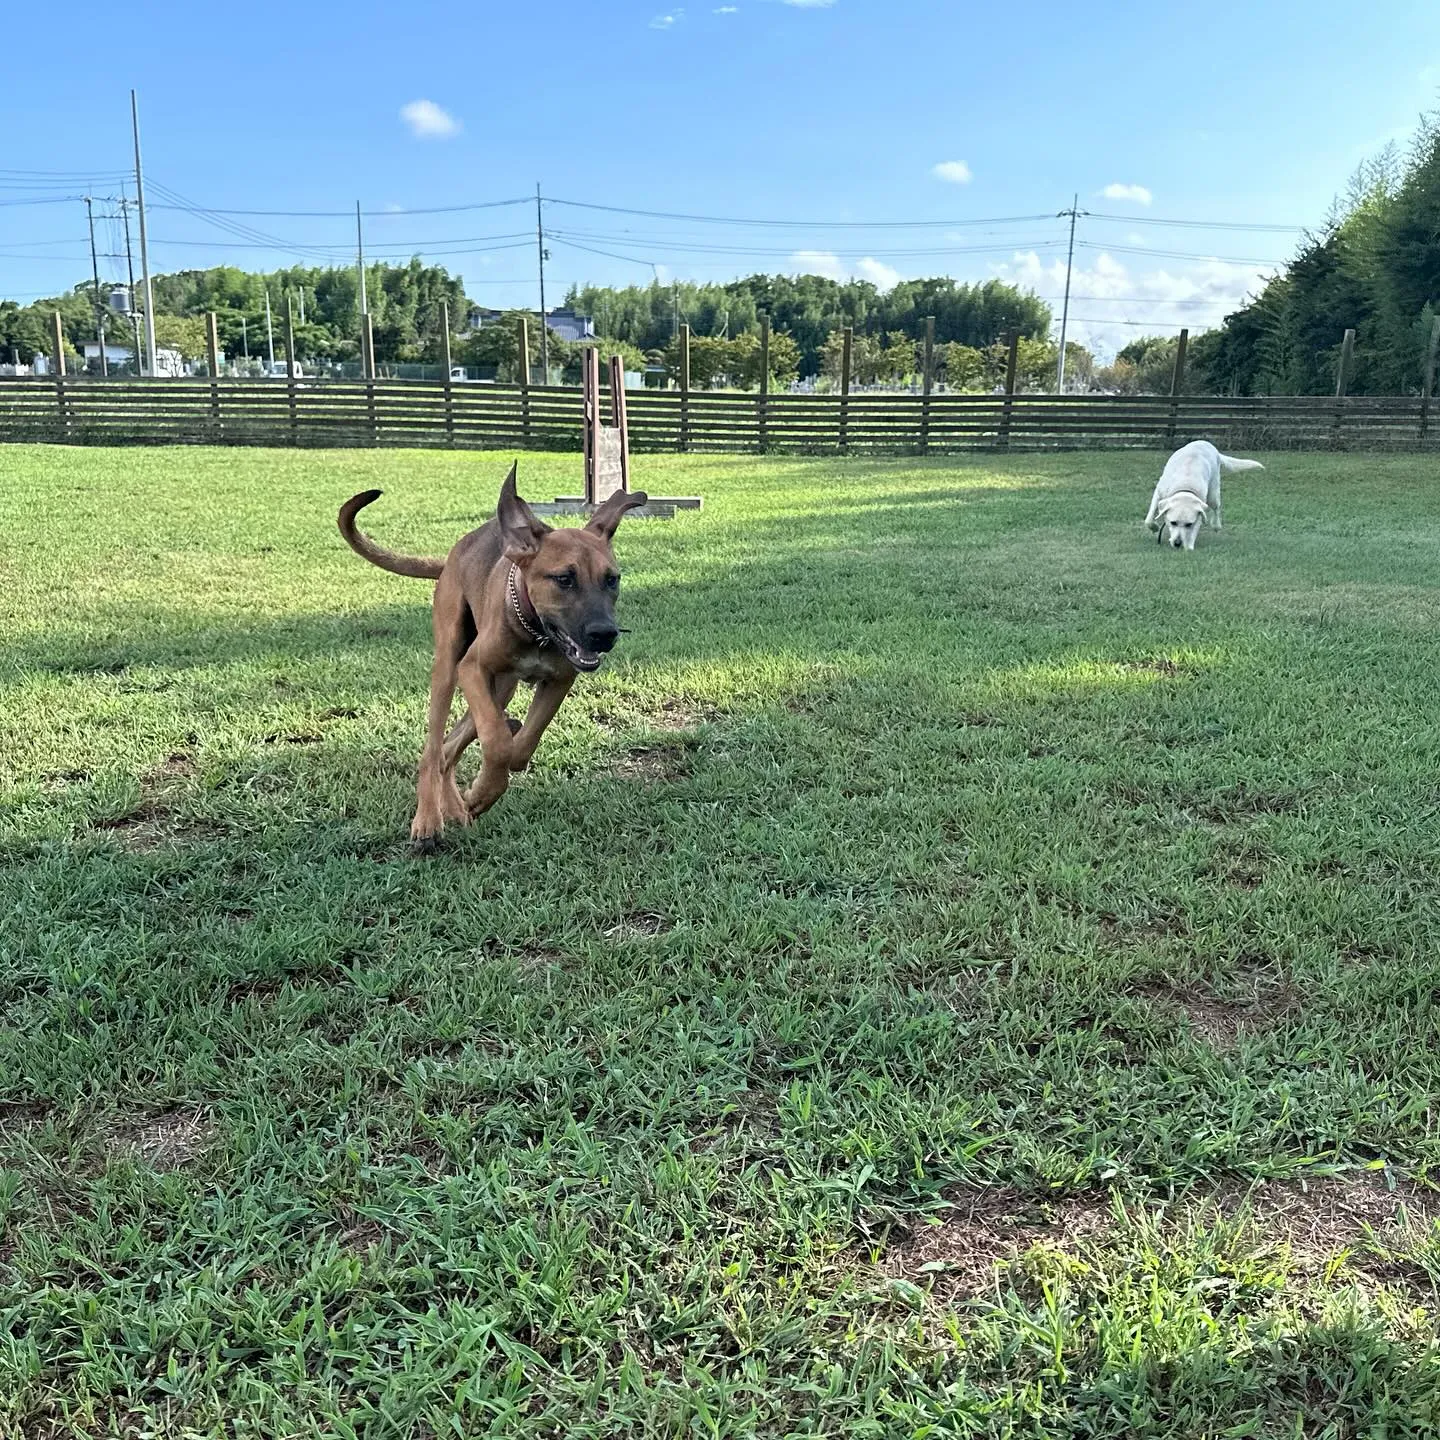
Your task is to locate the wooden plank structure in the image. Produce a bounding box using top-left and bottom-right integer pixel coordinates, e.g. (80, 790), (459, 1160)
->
(4, 378), (1440, 455)
(533, 347), (702, 520)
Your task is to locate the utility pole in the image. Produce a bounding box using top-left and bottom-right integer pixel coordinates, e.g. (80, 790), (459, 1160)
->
(84, 197), (107, 376)
(130, 90), (157, 378)
(355, 201), (369, 378)
(265, 289), (275, 371)
(120, 195), (142, 374)
(535, 182), (549, 383)
(1055, 193), (1081, 393)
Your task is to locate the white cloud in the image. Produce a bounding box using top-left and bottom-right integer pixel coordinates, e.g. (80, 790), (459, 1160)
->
(782, 0), (835, 7)
(651, 12), (678, 26)
(855, 257), (901, 291)
(1099, 182), (1152, 205)
(932, 160), (973, 185)
(714, 4), (738, 10)
(991, 248), (1269, 360)
(790, 250), (847, 282)
(399, 99), (461, 139)
(789, 250), (902, 292)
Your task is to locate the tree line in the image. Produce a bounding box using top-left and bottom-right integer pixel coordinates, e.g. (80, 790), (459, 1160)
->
(564, 273), (1054, 376)
(1120, 111), (1440, 397)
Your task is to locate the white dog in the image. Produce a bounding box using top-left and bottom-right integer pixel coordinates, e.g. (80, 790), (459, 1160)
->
(1145, 440), (1264, 550)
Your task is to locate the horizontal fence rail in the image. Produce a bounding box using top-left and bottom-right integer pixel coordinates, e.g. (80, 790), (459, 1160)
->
(2, 379), (1438, 454)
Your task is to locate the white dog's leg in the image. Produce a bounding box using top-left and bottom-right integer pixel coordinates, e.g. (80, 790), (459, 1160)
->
(1144, 491), (1162, 530)
(1208, 470), (1223, 530)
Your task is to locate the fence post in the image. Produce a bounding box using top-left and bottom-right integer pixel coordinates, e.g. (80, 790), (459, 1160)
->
(757, 312), (770, 454)
(678, 322), (691, 453)
(439, 301), (455, 448)
(284, 297), (299, 446)
(610, 354), (631, 490)
(51, 310), (70, 439)
(1166, 327), (1189, 444)
(363, 311), (378, 444)
(1419, 313), (1440, 443)
(839, 325), (852, 453)
(997, 330), (1020, 450)
(206, 311), (222, 440)
(1332, 327), (1355, 448)
(921, 315), (935, 454)
(516, 315), (531, 446)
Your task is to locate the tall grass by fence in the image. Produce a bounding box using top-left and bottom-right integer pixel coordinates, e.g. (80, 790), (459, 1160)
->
(2, 377), (1438, 454)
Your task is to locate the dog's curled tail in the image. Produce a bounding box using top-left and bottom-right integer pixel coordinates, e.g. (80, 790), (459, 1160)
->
(1216, 453), (1265, 474)
(337, 490), (446, 580)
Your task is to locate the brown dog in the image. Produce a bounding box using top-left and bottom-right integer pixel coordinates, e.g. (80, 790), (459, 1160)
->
(339, 464), (647, 852)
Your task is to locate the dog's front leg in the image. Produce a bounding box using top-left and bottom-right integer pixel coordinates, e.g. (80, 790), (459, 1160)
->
(441, 675), (520, 775)
(508, 676), (575, 773)
(455, 655), (518, 816)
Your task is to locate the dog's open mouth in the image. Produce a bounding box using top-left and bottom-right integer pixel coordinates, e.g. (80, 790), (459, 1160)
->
(554, 630), (604, 673)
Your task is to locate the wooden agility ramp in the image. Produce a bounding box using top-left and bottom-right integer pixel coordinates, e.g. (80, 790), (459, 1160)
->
(532, 349), (701, 520)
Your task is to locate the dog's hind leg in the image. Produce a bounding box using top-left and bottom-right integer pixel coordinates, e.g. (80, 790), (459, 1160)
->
(1208, 472), (1223, 530)
(411, 586), (472, 853)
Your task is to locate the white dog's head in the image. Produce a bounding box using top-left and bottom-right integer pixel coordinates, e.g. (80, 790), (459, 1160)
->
(1155, 495), (1208, 551)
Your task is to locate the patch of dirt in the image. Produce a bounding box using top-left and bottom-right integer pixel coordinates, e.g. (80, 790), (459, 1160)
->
(603, 911), (672, 941)
(1140, 973), (1295, 1049)
(878, 1187), (1113, 1303)
(611, 743), (691, 783)
(92, 805), (227, 852)
(321, 706), (361, 721)
(645, 698), (720, 731)
(107, 1109), (215, 1173)
(0, 1101), (51, 1139)
(1243, 1174), (1438, 1261)
(338, 1218), (385, 1254)
(263, 731), (322, 746)
(147, 752), (197, 781)
(40, 768), (91, 793)
(479, 937), (570, 978)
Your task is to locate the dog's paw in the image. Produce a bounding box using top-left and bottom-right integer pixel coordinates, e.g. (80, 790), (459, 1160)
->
(410, 832), (441, 858)
(506, 716), (522, 736)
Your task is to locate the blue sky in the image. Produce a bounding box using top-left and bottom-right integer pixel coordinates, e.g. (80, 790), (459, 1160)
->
(3, 0), (1437, 356)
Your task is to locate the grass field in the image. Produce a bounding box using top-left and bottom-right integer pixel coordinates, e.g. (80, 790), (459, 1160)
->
(3, 443), (1440, 1438)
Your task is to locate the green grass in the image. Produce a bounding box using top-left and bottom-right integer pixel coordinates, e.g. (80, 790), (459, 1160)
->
(3, 443), (1440, 1438)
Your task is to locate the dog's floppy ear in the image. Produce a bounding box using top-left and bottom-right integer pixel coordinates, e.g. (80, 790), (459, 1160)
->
(1195, 501), (1210, 525)
(496, 462), (551, 562)
(586, 489), (649, 541)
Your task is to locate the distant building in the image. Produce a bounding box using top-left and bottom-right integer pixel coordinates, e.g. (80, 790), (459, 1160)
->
(543, 308), (595, 342)
(35, 344), (188, 377)
(81, 342), (141, 371)
(459, 305), (595, 341)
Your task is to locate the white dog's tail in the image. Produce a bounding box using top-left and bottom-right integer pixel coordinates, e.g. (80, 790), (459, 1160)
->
(1216, 452), (1264, 474)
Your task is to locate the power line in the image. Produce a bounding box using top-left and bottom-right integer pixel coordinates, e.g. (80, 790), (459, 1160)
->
(546, 197), (1057, 229)
(144, 198), (532, 218)
(1076, 240), (1285, 266)
(1085, 211), (1305, 232)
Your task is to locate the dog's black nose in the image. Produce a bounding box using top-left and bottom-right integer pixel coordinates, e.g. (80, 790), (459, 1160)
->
(584, 621), (620, 652)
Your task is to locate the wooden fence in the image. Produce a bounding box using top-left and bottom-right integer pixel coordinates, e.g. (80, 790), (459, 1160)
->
(3, 377), (1439, 454)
